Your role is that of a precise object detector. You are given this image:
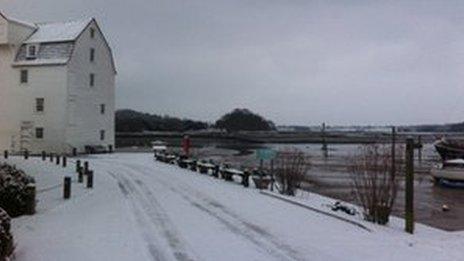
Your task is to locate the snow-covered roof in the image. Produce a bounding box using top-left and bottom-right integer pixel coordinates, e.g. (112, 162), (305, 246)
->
(24, 18), (93, 44)
(0, 11), (37, 29)
(14, 42), (74, 66)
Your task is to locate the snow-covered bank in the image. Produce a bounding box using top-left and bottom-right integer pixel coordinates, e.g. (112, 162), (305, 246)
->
(4, 153), (464, 260)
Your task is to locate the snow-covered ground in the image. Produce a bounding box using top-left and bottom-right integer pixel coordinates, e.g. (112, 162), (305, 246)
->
(3, 153), (464, 261)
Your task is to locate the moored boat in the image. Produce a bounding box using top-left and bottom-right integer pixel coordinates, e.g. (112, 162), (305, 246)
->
(434, 138), (464, 160)
(431, 159), (464, 182)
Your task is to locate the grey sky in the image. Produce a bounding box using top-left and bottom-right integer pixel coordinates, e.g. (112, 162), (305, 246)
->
(1, 0), (464, 126)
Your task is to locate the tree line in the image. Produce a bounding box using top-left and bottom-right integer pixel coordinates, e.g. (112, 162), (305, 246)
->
(116, 108), (275, 133)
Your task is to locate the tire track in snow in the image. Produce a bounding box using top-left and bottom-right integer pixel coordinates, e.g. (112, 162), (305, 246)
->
(106, 170), (198, 261)
(120, 161), (321, 261)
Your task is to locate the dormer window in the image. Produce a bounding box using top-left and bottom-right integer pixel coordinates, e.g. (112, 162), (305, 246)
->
(26, 44), (39, 59)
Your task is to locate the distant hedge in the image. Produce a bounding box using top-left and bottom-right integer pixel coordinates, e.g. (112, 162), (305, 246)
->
(116, 109), (209, 132)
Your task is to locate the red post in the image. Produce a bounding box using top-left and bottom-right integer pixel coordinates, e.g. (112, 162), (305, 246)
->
(182, 135), (191, 157)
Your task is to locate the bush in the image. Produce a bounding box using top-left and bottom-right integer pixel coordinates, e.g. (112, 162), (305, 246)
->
(274, 149), (310, 196)
(0, 208), (14, 261)
(349, 144), (402, 225)
(0, 164), (36, 217)
(215, 108), (275, 132)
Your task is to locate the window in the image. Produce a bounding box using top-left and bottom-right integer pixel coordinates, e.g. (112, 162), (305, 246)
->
(100, 104), (105, 114)
(20, 70), (28, 84)
(35, 98), (44, 112)
(35, 128), (44, 139)
(90, 48), (95, 62)
(26, 44), (38, 59)
(100, 130), (105, 141)
(90, 73), (95, 87)
(90, 28), (95, 38)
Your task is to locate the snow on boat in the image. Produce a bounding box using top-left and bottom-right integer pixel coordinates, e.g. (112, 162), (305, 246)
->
(431, 159), (464, 182)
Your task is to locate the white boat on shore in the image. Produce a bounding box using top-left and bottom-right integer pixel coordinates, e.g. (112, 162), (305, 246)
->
(151, 140), (168, 153)
(431, 159), (464, 182)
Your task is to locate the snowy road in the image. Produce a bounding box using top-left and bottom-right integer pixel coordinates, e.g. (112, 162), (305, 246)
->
(8, 153), (464, 261)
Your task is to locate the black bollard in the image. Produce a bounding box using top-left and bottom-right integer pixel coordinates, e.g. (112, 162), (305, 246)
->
(41, 151), (46, 161)
(86, 170), (93, 188)
(63, 177), (71, 199)
(242, 171), (250, 187)
(24, 149), (29, 160)
(4, 150), (8, 159)
(78, 170), (84, 183)
(56, 155), (60, 165)
(24, 184), (36, 215)
(213, 165), (219, 178)
(84, 161), (89, 174)
(62, 156), (67, 167)
(76, 160), (81, 173)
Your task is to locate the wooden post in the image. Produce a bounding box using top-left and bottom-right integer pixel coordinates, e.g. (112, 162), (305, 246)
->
(321, 122), (328, 157)
(417, 135), (422, 163)
(270, 159), (274, 192)
(76, 160), (81, 173)
(391, 127), (396, 179)
(56, 155), (60, 165)
(78, 170), (84, 183)
(87, 170), (94, 188)
(259, 159), (264, 189)
(41, 151), (46, 161)
(24, 149), (29, 160)
(62, 156), (67, 168)
(405, 138), (415, 234)
(63, 177), (71, 199)
(4, 150), (8, 159)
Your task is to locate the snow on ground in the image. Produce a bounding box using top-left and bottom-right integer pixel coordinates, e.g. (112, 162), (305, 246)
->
(2, 153), (464, 261)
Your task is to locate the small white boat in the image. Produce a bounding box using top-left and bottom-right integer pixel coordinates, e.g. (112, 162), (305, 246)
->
(151, 140), (167, 153)
(431, 159), (464, 182)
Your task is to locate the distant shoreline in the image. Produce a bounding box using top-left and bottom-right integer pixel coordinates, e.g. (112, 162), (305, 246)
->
(116, 130), (460, 147)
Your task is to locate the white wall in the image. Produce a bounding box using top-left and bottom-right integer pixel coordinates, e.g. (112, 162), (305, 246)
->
(0, 18), (36, 153)
(66, 20), (116, 152)
(0, 15), (7, 44)
(12, 66), (69, 153)
(8, 21), (35, 45)
(0, 44), (16, 151)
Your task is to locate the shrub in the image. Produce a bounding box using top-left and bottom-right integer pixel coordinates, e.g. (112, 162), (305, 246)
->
(0, 207), (14, 261)
(349, 144), (402, 225)
(274, 149), (310, 196)
(0, 164), (36, 217)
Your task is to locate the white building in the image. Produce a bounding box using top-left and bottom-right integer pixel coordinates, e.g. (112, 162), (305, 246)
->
(0, 12), (116, 154)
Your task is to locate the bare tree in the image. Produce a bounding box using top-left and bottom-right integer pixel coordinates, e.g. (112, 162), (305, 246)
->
(349, 144), (402, 224)
(274, 148), (311, 196)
